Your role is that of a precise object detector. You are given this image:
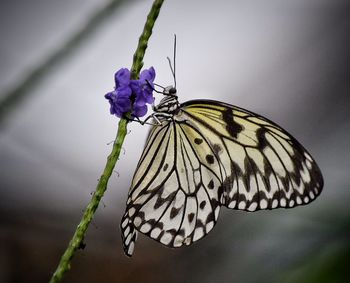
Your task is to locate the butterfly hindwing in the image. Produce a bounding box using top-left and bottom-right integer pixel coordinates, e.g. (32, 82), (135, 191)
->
(122, 120), (223, 255)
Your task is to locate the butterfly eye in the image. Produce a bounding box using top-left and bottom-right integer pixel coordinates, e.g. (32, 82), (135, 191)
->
(168, 87), (177, 95)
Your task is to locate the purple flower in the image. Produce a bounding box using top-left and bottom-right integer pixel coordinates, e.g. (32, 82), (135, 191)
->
(105, 67), (156, 118)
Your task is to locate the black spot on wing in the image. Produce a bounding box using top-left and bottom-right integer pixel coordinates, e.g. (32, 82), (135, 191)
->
(206, 154), (215, 164)
(163, 163), (169, 171)
(188, 213), (195, 223)
(194, 138), (203, 145)
(170, 206), (182, 219)
(223, 109), (243, 138)
(208, 179), (214, 190)
(206, 211), (215, 223)
(200, 200), (206, 209)
(212, 144), (222, 155)
(256, 127), (268, 149)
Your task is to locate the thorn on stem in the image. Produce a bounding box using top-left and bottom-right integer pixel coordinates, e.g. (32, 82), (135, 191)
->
(78, 242), (86, 250)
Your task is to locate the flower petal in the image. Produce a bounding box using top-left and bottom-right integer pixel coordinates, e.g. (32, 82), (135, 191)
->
(139, 66), (155, 82)
(115, 68), (130, 88)
(132, 104), (148, 118)
(134, 92), (147, 106)
(116, 86), (132, 97)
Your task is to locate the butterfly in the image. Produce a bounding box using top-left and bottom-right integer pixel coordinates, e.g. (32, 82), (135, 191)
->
(120, 41), (323, 257)
(120, 88), (323, 256)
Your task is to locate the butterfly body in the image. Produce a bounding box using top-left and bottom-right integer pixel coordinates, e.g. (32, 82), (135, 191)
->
(121, 87), (323, 256)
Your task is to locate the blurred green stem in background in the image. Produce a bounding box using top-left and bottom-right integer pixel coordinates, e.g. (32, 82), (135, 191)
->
(0, 0), (134, 128)
(280, 244), (349, 283)
(48, 0), (165, 282)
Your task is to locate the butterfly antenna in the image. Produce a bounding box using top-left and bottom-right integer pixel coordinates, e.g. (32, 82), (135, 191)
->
(146, 80), (163, 94)
(166, 34), (177, 88)
(173, 34), (177, 88)
(153, 82), (166, 91)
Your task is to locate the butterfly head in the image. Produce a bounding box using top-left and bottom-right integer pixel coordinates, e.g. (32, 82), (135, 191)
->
(153, 85), (180, 115)
(163, 85), (177, 97)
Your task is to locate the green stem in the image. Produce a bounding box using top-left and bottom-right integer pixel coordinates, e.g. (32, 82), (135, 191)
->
(48, 1), (164, 282)
(49, 119), (127, 283)
(131, 0), (164, 79)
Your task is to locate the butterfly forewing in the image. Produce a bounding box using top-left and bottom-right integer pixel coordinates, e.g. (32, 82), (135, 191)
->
(181, 100), (323, 211)
(122, 119), (223, 255)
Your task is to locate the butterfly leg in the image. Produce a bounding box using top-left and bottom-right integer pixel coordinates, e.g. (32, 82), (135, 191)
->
(129, 113), (173, 126)
(124, 116), (158, 126)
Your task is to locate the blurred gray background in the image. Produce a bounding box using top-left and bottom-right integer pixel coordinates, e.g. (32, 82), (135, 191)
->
(0, 0), (349, 282)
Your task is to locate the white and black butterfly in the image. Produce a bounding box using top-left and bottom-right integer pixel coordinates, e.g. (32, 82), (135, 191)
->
(120, 42), (323, 257)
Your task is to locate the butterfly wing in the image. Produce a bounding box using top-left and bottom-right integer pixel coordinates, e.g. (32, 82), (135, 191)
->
(121, 119), (224, 256)
(181, 99), (323, 211)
